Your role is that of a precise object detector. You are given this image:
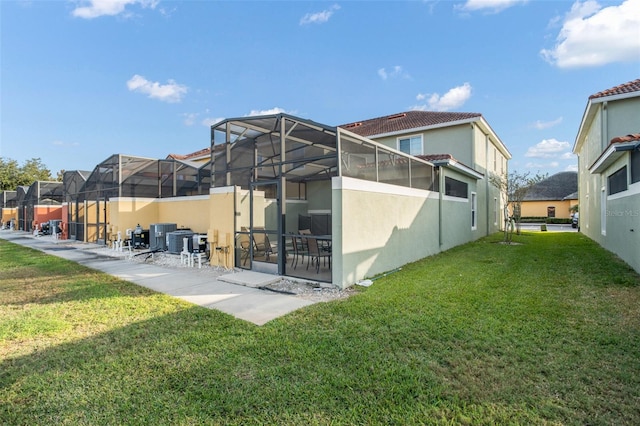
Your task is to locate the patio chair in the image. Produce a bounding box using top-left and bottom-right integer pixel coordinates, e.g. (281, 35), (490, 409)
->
(252, 228), (277, 261)
(290, 234), (309, 269)
(306, 236), (331, 273)
(238, 233), (251, 266)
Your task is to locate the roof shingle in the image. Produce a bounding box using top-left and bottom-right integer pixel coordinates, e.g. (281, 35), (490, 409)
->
(589, 79), (640, 100)
(523, 171), (578, 201)
(339, 110), (481, 137)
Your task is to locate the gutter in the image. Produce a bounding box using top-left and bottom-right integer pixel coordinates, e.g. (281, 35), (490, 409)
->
(430, 158), (484, 180)
(589, 141), (640, 174)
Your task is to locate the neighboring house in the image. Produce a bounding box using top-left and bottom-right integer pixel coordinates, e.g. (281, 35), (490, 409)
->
(573, 78), (640, 274)
(520, 172), (578, 219)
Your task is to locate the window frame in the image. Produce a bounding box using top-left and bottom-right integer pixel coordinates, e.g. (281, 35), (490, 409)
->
(444, 176), (468, 199)
(471, 192), (477, 230)
(607, 166), (628, 195)
(631, 147), (640, 184)
(397, 134), (423, 156)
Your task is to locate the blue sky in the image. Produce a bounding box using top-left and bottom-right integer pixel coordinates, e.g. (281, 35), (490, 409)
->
(1, 0), (639, 178)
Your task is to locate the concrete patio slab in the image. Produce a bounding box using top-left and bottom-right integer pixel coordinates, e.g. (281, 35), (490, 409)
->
(0, 230), (317, 325)
(218, 270), (283, 288)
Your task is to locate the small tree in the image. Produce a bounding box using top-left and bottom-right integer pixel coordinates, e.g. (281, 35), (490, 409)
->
(490, 170), (547, 242)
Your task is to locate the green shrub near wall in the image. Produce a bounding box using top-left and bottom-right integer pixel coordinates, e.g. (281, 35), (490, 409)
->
(520, 217), (571, 224)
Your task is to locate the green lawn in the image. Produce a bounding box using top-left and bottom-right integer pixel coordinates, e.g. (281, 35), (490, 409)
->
(1, 232), (639, 425)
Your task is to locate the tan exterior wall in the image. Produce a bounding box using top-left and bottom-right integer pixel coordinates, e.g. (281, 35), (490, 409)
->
(332, 176), (440, 288)
(520, 200), (577, 219)
(109, 198), (159, 236)
(2, 208), (17, 227)
(156, 196), (210, 233)
(209, 187), (237, 269)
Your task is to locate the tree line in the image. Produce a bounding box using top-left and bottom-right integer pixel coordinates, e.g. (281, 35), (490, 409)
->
(0, 157), (62, 191)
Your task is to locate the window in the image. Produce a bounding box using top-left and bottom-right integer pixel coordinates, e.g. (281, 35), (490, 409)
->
(632, 147), (640, 184)
(608, 166), (627, 195)
(471, 192), (477, 230)
(547, 206), (556, 218)
(445, 177), (468, 198)
(398, 135), (422, 156)
(493, 149), (497, 172)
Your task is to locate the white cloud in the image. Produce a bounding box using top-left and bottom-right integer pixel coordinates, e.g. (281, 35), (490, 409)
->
(540, 0), (640, 68)
(127, 74), (188, 103)
(378, 66), (410, 80)
(457, 0), (528, 13)
(182, 113), (198, 126)
(526, 161), (560, 169)
(72, 0), (159, 19)
(201, 108), (293, 127)
(560, 152), (576, 160)
(202, 117), (226, 127)
(525, 138), (571, 158)
(531, 117), (563, 130)
(247, 107), (289, 116)
(413, 83), (472, 112)
(565, 164), (579, 172)
(300, 4), (340, 25)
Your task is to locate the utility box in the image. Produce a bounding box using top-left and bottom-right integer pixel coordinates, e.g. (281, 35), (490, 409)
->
(149, 223), (177, 251)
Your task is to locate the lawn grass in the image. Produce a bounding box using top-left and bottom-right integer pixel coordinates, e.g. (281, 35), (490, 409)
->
(1, 232), (639, 425)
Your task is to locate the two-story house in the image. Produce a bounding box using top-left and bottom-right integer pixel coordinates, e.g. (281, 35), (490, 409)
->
(573, 79), (640, 274)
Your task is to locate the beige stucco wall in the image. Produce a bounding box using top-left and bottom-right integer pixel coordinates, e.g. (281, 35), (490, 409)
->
(156, 196), (210, 233)
(332, 176), (440, 288)
(209, 187), (237, 269)
(109, 198), (159, 236)
(2, 208), (17, 227)
(520, 200), (576, 218)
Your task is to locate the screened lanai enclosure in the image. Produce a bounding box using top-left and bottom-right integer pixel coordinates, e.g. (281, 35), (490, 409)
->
(63, 170), (91, 242)
(66, 155), (211, 244)
(21, 181), (64, 233)
(1, 191), (18, 228)
(211, 113), (438, 283)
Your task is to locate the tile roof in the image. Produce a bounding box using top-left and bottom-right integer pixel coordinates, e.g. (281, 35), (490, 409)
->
(610, 133), (640, 143)
(416, 154), (453, 162)
(339, 110), (482, 137)
(589, 78), (640, 99)
(166, 147), (211, 160)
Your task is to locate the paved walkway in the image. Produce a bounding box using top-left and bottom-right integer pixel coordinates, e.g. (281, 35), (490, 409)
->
(0, 230), (315, 325)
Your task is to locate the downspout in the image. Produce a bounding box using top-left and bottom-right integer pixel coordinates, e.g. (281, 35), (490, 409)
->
(279, 117), (286, 275)
(438, 167), (444, 248)
(485, 132), (490, 236)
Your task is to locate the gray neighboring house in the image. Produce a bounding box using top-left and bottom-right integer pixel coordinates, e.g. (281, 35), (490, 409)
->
(573, 79), (640, 274)
(520, 172), (578, 219)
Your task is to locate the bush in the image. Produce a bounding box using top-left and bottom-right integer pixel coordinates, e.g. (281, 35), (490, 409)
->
(520, 217), (571, 224)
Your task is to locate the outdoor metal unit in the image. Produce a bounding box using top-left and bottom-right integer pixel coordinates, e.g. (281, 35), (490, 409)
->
(149, 223), (177, 251)
(167, 230), (194, 254)
(192, 234), (207, 253)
